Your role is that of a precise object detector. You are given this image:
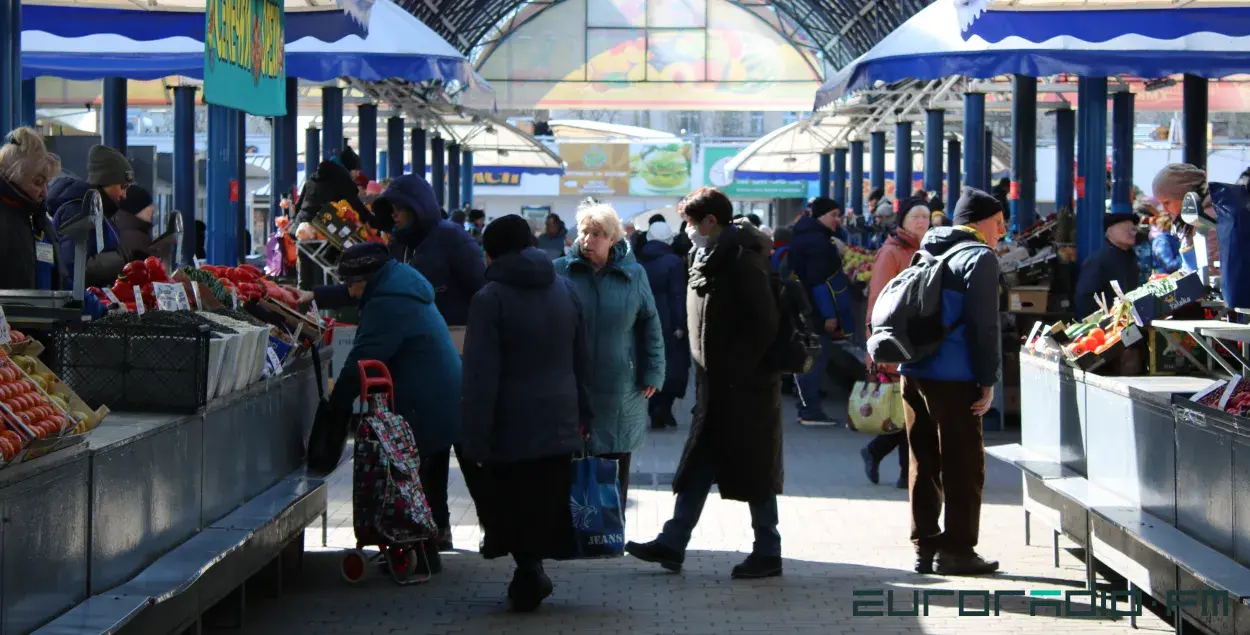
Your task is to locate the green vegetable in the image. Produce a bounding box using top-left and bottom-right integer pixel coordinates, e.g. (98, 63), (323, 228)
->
(182, 267), (231, 305)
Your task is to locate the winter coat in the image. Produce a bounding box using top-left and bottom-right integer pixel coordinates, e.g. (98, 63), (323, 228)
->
(1075, 239), (1142, 321)
(536, 226), (569, 260)
(113, 210), (154, 261)
(899, 227), (1001, 388)
(460, 247), (593, 463)
(382, 175), (486, 327)
(788, 214), (853, 329)
(638, 239), (690, 398)
(1151, 227), (1182, 274)
(865, 231), (920, 332)
(675, 220), (782, 502)
(293, 161), (373, 229)
(49, 177), (125, 289)
(328, 260), (462, 454)
(554, 239), (665, 455)
(0, 176), (61, 291)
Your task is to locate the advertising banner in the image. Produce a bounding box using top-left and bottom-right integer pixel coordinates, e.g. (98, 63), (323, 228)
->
(559, 142), (693, 197)
(204, 0), (287, 116)
(629, 142), (693, 197)
(703, 146), (806, 199)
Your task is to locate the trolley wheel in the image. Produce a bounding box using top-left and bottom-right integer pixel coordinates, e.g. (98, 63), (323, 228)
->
(387, 546), (418, 583)
(341, 549), (368, 583)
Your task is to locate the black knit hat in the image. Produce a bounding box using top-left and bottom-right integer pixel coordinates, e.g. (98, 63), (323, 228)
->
(808, 197), (841, 219)
(952, 186), (1003, 226)
(482, 214), (535, 260)
(120, 184), (154, 216)
(1104, 212), (1137, 231)
(898, 196), (930, 219)
(339, 146), (361, 172)
(336, 242), (391, 283)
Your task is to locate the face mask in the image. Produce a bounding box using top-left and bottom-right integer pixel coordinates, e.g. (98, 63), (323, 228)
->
(686, 224), (708, 250)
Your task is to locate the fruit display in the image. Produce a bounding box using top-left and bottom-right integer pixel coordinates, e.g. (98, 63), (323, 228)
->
(0, 348), (106, 466)
(84, 257), (174, 311)
(1187, 377), (1250, 419)
(179, 264), (301, 310)
(842, 246), (874, 283)
(310, 200), (382, 249)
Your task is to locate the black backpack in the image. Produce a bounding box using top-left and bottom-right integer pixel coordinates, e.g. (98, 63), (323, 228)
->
(762, 272), (823, 374)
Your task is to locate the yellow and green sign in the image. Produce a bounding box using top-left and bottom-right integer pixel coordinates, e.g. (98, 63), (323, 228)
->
(204, 0), (286, 116)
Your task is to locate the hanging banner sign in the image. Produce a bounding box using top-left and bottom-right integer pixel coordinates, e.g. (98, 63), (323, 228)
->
(204, 0), (286, 117)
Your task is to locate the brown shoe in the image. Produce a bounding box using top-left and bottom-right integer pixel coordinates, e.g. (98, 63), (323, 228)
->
(935, 550), (999, 576)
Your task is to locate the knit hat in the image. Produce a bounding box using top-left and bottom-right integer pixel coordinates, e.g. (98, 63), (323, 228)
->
(339, 147), (361, 172)
(898, 196), (930, 219)
(336, 242), (391, 283)
(482, 214), (535, 259)
(1152, 163), (1206, 201)
(647, 220), (674, 244)
(86, 145), (133, 187)
(952, 186), (1003, 226)
(1104, 212), (1137, 231)
(808, 197), (841, 219)
(120, 184), (153, 216)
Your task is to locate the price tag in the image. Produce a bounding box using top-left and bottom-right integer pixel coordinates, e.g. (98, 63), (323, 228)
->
(35, 242), (55, 264)
(94, 214), (105, 256)
(103, 287), (122, 308)
(265, 347), (283, 377)
(153, 282), (190, 311)
(133, 286), (146, 315)
(193, 257), (203, 269)
(231, 289), (240, 310)
(0, 306), (10, 346)
(190, 282), (203, 310)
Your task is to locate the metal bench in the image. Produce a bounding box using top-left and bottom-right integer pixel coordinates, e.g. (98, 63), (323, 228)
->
(987, 443), (1082, 567)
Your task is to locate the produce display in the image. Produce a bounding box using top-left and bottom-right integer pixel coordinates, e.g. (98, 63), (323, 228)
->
(85, 257), (171, 312)
(185, 264), (301, 308)
(1188, 377), (1250, 418)
(842, 246), (873, 283)
(309, 200), (383, 250)
(0, 348), (104, 466)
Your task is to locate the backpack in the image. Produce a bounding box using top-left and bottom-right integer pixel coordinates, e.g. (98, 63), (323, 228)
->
(867, 241), (991, 364)
(762, 271), (823, 375)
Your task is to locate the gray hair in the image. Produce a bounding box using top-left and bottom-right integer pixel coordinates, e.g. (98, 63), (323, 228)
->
(0, 128), (61, 190)
(576, 201), (626, 244)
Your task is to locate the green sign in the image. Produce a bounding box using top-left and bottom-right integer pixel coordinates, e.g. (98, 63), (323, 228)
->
(702, 146), (807, 199)
(204, 0), (286, 116)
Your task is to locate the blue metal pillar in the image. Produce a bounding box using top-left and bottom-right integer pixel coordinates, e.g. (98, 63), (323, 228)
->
(895, 121), (913, 198)
(206, 105), (238, 265)
(963, 92), (986, 191)
(849, 140), (865, 216)
(358, 104), (378, 179)
(1055, 108), (1076, 213)
(321, 86), (343, 162)
(462, 150), (474, 208)
(102, 77), (128, 153)
(924, 109), (944, 194)
(1183, 74), (1208, 170)
(832, 148), (847, 205)
(9, 0), (18, 130)
(1077, 76), (1108, 265)
(0, 0), (11, 133)
(431, 136), (445, 208)
(386, 116), (404, 178)
(984, 128), (994, 194)
(21, 79), (35, 128)
(447, 143), (461, 211)
(282, 79), (298, 201)
(236, 110), (247, 261)
(378, 151), (389, 180)
(173, 86), (197, 265)
(818, 153), (832, 199)
(1111, 91), (1135, 213)
(305, 127), (320, 179)
(1011, 75), (1038, 231)
(412, 127), (427, 177)
(946, 137), (961, 214)
(869, 131), (886, 194)
(270, 79), (297, 228)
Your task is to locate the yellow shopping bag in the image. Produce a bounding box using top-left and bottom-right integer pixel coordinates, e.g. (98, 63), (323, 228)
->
(847, 377), (907, 435)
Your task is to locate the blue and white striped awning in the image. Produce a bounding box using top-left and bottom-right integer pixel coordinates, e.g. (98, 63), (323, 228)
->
(817, 0), (1250, 109)
(955, 0), (1250, 43)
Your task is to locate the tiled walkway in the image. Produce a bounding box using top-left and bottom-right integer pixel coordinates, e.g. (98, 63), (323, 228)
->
(228, 392), (1171, 635)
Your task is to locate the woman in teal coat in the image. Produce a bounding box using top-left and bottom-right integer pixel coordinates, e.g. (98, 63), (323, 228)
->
(554, 203), (665, 504)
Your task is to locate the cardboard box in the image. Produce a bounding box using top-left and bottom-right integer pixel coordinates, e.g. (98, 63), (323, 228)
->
(1008, 286), (1069, 314)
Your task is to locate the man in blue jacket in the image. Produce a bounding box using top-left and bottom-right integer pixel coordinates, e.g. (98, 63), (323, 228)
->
(787, 197), (851, 426)
(50, 145), (134, 288)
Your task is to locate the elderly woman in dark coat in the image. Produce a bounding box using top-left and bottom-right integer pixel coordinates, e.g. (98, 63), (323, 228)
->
(461, 215), (593, 613)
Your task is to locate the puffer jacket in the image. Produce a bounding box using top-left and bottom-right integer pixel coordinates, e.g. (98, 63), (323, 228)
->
(899, 227), (1001, 387)
(554, 239), (665, 455)
(460, 247), (592, 463)
(0, 176), (61, 290)
(536, 226), (568, 260)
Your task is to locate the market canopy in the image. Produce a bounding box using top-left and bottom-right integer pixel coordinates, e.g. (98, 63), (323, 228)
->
(546, 121), (678, 142)
(955, 0), (1250, 43)
(815, 0), (1250, 109)
(726, 116), (853, 180)
(22, 0), (480, 88)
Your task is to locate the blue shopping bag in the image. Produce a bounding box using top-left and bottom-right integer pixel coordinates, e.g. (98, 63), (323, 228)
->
(569, 455), (625, 559)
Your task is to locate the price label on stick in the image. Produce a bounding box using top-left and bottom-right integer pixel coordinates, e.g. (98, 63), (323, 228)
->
(0, 306), (10, 346)
(153, 282), (191, 312)
(190, 282), (203, 310)
(103, 287), (122, 309)
(231, 289), (240, 310)
(133, 286), (146, 316)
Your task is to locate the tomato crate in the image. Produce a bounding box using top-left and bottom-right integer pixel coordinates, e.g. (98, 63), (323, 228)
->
(52, 322), (212, 414)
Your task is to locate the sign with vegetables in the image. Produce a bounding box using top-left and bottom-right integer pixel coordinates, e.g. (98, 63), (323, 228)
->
(204, 0), (286, 116)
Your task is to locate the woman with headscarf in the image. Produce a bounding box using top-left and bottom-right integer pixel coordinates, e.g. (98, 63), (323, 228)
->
(636, 217), (689, 429)
(0, 128), (63, 290)
(1151, 163), (1220, 274)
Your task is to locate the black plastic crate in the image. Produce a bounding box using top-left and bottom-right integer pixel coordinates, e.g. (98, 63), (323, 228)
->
(53, 322), (211, 414)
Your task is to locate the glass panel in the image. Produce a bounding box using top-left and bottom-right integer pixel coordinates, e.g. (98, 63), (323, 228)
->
(586, 29), (647, 81)
(478, 0), (587, 82)
(706, 0), (818, 82)
(646, 30), (706, 82)
(587, 0), (646, 28)
(647, 0), (706, 28)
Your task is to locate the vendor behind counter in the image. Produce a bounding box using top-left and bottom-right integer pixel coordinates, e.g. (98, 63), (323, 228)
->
(50, 145), (137, 289)
(1075, 212), (1146, 375)
(0, 128), (65, 291)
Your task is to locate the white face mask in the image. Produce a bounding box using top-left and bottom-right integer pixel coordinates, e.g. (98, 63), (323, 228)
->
(686, 224), (708, 250)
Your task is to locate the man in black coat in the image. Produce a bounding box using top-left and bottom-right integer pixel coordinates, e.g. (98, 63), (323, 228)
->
(626, 187), (784, 580)
(1074, 212), (1141, 321)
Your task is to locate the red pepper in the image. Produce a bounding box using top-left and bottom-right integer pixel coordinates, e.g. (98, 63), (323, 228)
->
(144, 256), (168, 282)
(121, 261), (150, 286)
(111, 283), (135, 302)
(238, 264), (263, 280)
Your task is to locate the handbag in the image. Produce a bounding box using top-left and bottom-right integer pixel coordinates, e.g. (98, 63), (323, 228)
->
(306, 345), (351, 474)
(567, 448), (625, 559)
(847, 370), (907, 436)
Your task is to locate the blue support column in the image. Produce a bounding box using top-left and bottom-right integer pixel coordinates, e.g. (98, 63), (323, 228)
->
(206, 105), (238, 265)
(0, 0), (11, 133)
(321, 86), (342, 162)
(447, 143), (461, 211)
(305, 127), (319, 180)
(1011, 75), (1038, 231)
(282, 79), (298, 200)
(386, 116), (404, 178)
(849, 140), (865, 216)
(270, 79), (297, 229)
(818, 153), (832, 199)
(895, 121), (913, 197)
(946, 137), (962, 213)
(1111, 91), (1135, 213)
(1183, 74), (1208, 170)
(462, 150), (474, 208)
(431, 136), (445, 208)
(984, 128), (994, 194)
(869, 131), (886, 194)
(1077, 76), (1108, 265)
(236, 110), (247, 261)
(963, 92), (986, 191)
(9, 0), (18, 130)
(832, 148), (847, 205)
(173, 86), (197, 265)
(358, 104), (378, 179)
(924, 109), (944, 194)
(21, 79), (35, 128)
(412, 128), (427, 177)
(102, 77), (128, 153)
(1055, 108), (1076, 213)
(378, 151), (389, 180)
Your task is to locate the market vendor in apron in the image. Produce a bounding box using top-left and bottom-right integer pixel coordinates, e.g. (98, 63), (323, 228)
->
(1074, 212), (1146, 375)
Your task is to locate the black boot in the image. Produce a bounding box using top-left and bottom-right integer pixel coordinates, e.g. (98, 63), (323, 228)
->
(625, 540), (684, 573)
(914, 547), (936, 574)
(860, 447), (880, 485)
(436, 527), (453, 552)
(507, 564), (553, 612)
(731, 554), (783, 579)
(896, 472), (908, 489)
(935, 550), (1000, 576)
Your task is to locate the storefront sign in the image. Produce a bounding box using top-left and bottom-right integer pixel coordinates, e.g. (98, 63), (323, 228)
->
(559, 142), (693, 197)
(702, 147), (806, 199)
(204, 0), (286, 116)
(474, 170), (524, 186)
